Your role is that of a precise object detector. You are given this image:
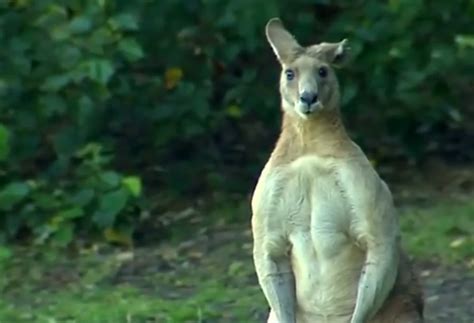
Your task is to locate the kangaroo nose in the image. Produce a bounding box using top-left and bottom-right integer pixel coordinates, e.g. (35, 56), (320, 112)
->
(300, 92), (318, 105)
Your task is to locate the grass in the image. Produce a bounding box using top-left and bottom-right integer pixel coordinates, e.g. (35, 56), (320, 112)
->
(400, 200), (474, 264)
(0, 284), (264, 323)
(0, 198), (472, 322)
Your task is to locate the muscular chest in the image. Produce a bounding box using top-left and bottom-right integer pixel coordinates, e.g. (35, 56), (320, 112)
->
(274, 156), (350, 218)
(254, 156), (355, 257)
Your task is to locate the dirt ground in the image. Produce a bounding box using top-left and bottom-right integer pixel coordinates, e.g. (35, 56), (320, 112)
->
(115, 220), (473, 323)
(138, 159), (474, 322)
(419, 261), (474, 322)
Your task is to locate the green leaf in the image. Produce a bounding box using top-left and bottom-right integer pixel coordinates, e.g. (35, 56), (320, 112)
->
(68, 16), (92, 34)
(0, 124), (10, 161)
(122, 176), (142, 197)
(59, 45), (82, 69)
(118, 38), (144, 62)
(56, 207), (84, 221)
(51, 25), (71, 41)
(0, 182), (30, 211)
(93, 189), (129, 227)
(71, 189), (95, 207)
(34, 5), (67, 28)
(33, 192), (59, 210)
(77, 95), (95, 133)
(52, 223), (74, 246)
(80, 59), (115, 85)
(41, 74), (71, 92)
(225, 105), (243, 119)
(108, 13), (139, 31)
(53, 127), (81, 157)
(455, 34), (474, 48)
(39, 94), (67, 117)
(100, 171), (121, 188)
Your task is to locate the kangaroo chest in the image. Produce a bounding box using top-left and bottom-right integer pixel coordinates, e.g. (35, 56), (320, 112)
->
(269, 155), (355, 254)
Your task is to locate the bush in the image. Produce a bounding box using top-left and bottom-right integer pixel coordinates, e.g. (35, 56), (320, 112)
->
(0, 1), (145, 244)
(0, 0), (473, 245)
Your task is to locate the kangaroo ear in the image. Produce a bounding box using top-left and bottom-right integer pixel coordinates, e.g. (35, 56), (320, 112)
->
(318, 39), (350, 67)
(265, 18), (302, 64)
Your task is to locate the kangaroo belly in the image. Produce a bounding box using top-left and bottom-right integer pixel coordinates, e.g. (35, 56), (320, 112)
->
(290, 231), (364, 317)
(283, 156), (366, 318)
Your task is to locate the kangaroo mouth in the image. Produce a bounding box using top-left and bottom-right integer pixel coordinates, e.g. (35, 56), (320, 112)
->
(297, 102), (323, 118)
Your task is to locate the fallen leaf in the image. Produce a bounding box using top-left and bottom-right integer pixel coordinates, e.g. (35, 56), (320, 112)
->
(160, 245), (179, 261)
(104, 228), (133, 247)
(226, 105), (243, 118)
(450, 237), (466, 248)
(467, 258), (474, 269)
(164, 67), (183, 90)
(420, 270), (431, 277)
(115, 251), (134, 262)
(188, 251), (203, 259)
(174, 279), (185, 287)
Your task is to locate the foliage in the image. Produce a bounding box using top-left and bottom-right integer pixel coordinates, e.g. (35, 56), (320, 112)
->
(0, 1), (145, 244)
(0, 0), (473, 244)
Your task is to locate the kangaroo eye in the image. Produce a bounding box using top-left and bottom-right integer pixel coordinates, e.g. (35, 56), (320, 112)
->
(318, 67), (328, 78)
(285, 69), (295, 81)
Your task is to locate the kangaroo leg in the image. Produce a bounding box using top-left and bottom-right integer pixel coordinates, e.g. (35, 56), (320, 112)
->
(370, 297), (423, 323)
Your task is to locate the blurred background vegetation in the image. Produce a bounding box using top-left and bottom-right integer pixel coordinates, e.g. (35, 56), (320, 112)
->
(0, 0), (473, 247)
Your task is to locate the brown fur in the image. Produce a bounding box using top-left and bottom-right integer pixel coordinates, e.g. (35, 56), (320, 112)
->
(270, 110), (352, 167)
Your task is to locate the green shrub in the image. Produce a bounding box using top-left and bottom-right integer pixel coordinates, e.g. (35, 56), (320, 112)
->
(0, 0), (473, 244)
(0, 1), (145, 244)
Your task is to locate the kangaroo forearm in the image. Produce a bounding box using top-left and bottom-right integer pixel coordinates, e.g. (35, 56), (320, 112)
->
(261, 272), (296, 323)
(351, 252), (398, 323)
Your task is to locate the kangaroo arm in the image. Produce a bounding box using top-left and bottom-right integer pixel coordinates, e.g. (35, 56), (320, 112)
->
(350, 241), (399, 323)
(257, 255), (296, 323)
(341, 163), (400, 323)
(252, 220), (296, 323)
(350, 180), (400, 323)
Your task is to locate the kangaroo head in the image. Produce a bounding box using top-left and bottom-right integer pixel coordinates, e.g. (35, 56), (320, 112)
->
(266, 18), (350, 120)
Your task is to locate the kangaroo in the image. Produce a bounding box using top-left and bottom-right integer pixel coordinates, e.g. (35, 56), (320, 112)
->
(251, 18), (424, 323)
